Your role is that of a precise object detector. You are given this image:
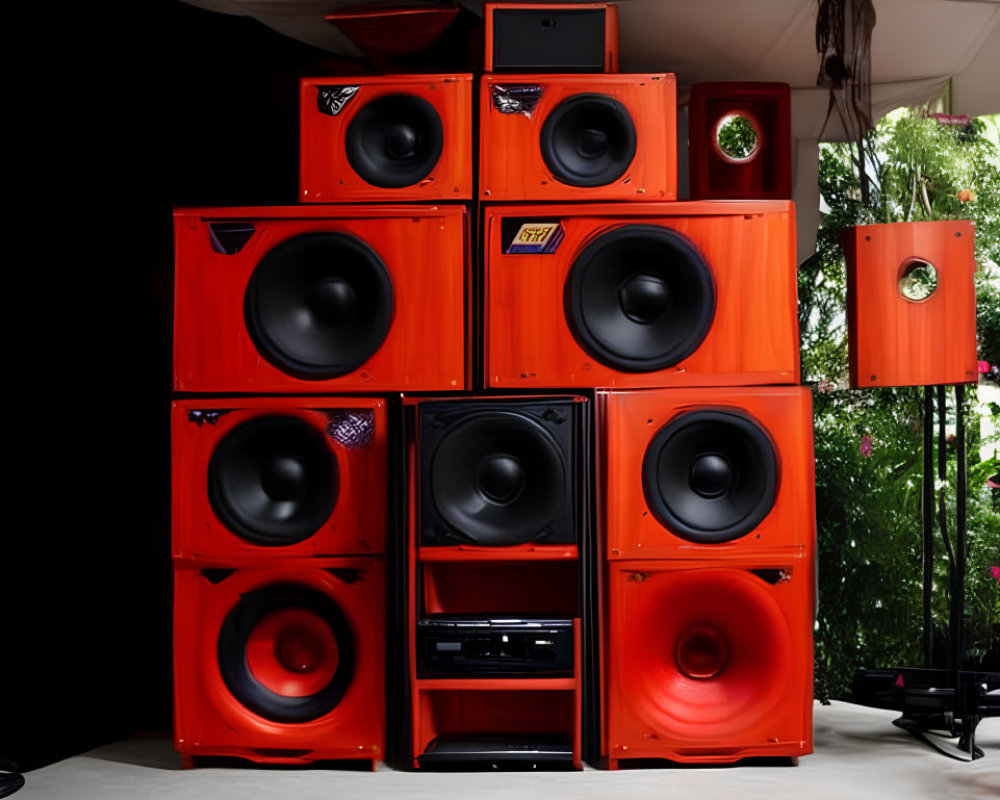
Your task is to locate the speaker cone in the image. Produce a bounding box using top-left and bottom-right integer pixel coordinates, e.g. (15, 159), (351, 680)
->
(564, 225), (715, 372)
(620, 568), (791, 738)
(208, 416), (338, 545)
(218, 584), (355, 723)
(345, 94), (444, 188)
(540, 93), (637, 186)
(429, 412), (566, 546)
(642, 410), (776, 543)
(244, 232), (394, 380)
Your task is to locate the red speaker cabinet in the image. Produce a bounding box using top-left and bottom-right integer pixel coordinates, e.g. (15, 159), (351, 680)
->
(484, 3), (619, 73)
(689, 82), (792, 200)
(844, 220), (977, 388)
(173, 205), (469, 393)
(173, 557), (384, 767)
(605, 560), (813, 766)
(172, 397), (388, 561)
(598, 386), (815, 561)
(484, 201), (799, 388)
(300, 75), (472, 203)
(479, 74), (676, 202)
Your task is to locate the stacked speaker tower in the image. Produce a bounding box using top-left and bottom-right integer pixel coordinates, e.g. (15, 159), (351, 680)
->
(171, 1), (818, 771)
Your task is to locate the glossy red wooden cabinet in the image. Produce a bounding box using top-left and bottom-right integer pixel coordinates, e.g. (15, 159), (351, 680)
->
(689, 82), (792, 200)
(172, 397), (388, 561)
(173, 205), (469, 393)
(479, 74), (675, 202)
(300, 75), (472, 203)
(604, 559), (813, 766)
(598, 386), (815, 561)
(484, 201), (799, 388)
(173, 558), (384, 767)
(844, 220), (977, 388)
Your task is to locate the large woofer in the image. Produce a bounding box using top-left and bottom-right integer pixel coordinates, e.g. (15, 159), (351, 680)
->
(642, 410), (777, 543)
(218, 585), (355, 723)
(564, 225), (715, 371)
(345, 94), (444, 188)
(540, 94), (637, 186)
(429, 412), (566, 546)
(208, 416), (338, 545)
(244, 233), (394, 380)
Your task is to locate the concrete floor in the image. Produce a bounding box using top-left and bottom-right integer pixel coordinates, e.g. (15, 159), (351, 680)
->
(17, 702), (1000, 799)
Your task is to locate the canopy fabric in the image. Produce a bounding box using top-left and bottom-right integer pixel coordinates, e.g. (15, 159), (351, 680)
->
(182, 0), (1000, 262)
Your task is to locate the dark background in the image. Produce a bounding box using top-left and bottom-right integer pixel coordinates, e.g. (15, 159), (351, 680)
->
(3, 0), (333, 771)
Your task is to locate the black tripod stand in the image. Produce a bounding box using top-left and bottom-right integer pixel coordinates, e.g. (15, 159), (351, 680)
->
(854, 384), (999, 761)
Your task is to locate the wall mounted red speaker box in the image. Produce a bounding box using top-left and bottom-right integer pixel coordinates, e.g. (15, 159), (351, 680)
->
(173, 205), (469, 393)
(484, 201), (799, 388)
(172, 397), (387, 561)
(843, 220), (977, 388)
(479, 74), (675, 202)
(688, 82), (792, 200)
(300, 75), (472, 203)
(484, 3), (619, 73)
(598, 386), (815, 561)
(173, 557), (384, 767)
(604, 559), (813, 766)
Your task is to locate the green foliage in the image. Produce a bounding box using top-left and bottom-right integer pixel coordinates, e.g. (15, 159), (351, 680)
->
(716, 114), (759, 160)
(804, 109), (1000, 700)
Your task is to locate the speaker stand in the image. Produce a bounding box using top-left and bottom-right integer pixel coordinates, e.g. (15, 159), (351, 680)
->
(853, 384), (999, 761)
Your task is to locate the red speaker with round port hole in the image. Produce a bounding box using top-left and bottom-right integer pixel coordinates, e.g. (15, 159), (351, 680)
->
(484, 201), (799, 388)
(844, 220), (977, 388)
(598, 386), (815, 561)
(173, 205), (469, 393)
(172, 397), (388, 561)
(689, 82), (791, 200)
(605, 561), (813, 766)
(479, 74), (675, 202)
(173, 558), (384, 767)
(300, 75), (472, 203)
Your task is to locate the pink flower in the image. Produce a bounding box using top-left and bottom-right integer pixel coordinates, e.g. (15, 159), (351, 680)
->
(990, 566), (1000, 583)
(860, 434), (873, 458)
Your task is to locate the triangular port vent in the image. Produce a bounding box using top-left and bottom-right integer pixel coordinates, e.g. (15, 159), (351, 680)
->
(201, 568), (236, 585)
(209, 222), (255, 255)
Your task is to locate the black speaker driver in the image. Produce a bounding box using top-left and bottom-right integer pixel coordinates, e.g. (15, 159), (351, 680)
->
(540, 93), (637, 187)
(345, 94), (444, 188)
(208, 415), (338, 546)
(429, 411), (566, 546)
(564, 225), (715, 372)
(217, 585), (355, 723)
(244, 232), (394, 380)
(642, 410), (778, 543)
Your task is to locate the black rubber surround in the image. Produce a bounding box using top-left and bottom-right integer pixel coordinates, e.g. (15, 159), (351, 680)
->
(217, 584), (355, 723)
(565, 225), (715, 372)
(430, 411), (566, 546)
(208, 415), (338, 546)
(641, 410), (778, 543)
(540, 93), (637, 187)
(244, 232), (394, 380)
(345, 94), (444, 188)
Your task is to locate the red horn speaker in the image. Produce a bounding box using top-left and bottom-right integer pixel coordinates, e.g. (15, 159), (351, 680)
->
(479, 74), (676, 202)
(173, 204), (469, 393)
(689, 82), (792, 200)
(844, 220), (977, 388)
(605, 561), (813, 766)
(599, 386), (815, 560)
(484, 201), (798, 388)
(172, 397), (387, 561)
(300, 75), (472, 203)
(173, 558), (384, 767)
